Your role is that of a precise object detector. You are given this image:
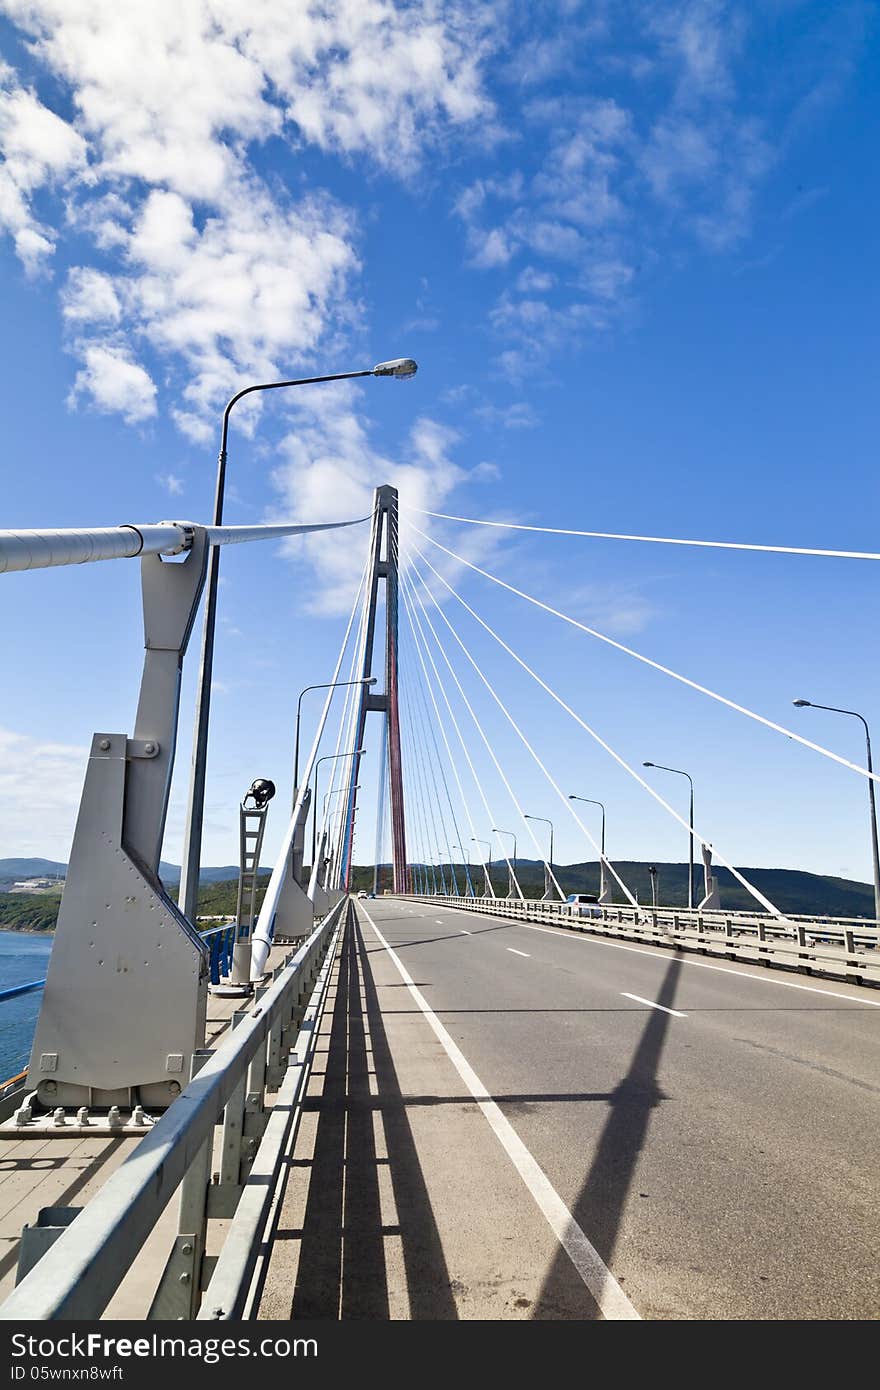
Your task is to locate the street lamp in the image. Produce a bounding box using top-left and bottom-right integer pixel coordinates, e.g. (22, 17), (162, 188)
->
(643, 762), (695, 910)
(452, 843), (475, 897)
(568, 795), (607, 902)
(524, 814), (558, 900)
(178, 358), (418, 924)
(793, 699), (880, 924)
(324, 784), (360, 817)
(312, 750), (365, 869)
(294, 678), (376, 790)
(492, 827), (519, 899)
(471, 837), (492, 896)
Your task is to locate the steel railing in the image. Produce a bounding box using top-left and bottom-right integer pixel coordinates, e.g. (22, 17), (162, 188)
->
(0, 895), (347, 1322)
(401, 894), (880, 986)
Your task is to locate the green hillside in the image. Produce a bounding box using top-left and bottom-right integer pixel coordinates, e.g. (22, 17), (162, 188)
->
(1, 859), (874, 934)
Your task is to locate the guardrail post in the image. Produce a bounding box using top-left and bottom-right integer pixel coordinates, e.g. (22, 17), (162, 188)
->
(209, 1011), (250, 1216)
(243, 985), (269, 1157)
(148, 1048), (214, 1320)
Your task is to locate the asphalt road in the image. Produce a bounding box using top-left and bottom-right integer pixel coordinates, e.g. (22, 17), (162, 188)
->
(345, 896), (880, 1320)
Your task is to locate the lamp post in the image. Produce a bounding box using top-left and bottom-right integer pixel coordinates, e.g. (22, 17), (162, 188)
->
(643, 762), (694, 909)
(471, 837), (492, 897)
(793, 699), (880, 925)
(648, 865), (658, 909)
(568, 795), (608, 902)
(492, 827), (519, 899)
(524, 814), (558, 900)
(178, 358), (417, 924)
(295, 679), (376, 791)
(312, 750), (365, 871)
(453, 843), (475, 897)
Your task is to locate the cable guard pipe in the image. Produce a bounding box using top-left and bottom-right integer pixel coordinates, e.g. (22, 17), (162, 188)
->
(0, 516), (371, 574)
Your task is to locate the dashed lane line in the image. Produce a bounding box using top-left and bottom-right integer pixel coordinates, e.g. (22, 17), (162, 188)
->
(621, 992), (687, 1018)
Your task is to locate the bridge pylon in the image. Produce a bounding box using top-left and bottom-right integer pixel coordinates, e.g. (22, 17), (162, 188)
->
(339, 485), (408, 893)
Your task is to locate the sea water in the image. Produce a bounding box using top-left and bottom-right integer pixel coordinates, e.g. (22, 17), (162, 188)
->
(0, 931), (53, 1081)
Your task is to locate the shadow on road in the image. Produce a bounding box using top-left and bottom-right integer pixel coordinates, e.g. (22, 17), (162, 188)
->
(532, 951), (684, 1319)
(290, 910), (457, 1319)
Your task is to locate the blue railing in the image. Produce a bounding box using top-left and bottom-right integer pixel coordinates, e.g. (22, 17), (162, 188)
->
(201, 923), (237, 985)
(0, 979), (46, 1003)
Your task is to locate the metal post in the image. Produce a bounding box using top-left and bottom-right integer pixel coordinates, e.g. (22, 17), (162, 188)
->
(340, 486), (408, 892)
(27, 531), (212, 1110)
(793, 701), (880, 925)
(178, 367), (410, 923)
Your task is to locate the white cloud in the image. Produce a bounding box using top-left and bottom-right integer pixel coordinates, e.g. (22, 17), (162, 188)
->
(68, 342), (157, 423)
(61, 267), (121, 324)
(1, 0), (495, 435)
(0, 72), (85, 273)
(156, 472), (184, 496)
(0, 726), (86, 859)
(474, 401), (539, 430)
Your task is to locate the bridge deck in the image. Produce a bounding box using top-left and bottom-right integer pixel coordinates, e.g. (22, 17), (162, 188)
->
(257, 899), (880, 1321)
(0, 943), (294, 1317)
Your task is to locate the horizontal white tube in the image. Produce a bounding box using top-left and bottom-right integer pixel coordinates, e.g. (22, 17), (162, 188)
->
(0, 515), (368, 574)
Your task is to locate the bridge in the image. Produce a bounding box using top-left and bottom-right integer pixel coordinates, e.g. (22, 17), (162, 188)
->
(0, 478), (877, 1322)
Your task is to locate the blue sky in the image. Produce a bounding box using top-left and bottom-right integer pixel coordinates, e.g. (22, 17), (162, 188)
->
(0, 1), (878, 893)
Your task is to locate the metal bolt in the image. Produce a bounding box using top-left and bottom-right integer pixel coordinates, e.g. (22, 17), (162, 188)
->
(53, 1107), (66, 1127)
(181, 1243), (193, 1255)
(99, 739), (111, 751)
(144, 742), (156, 755)
(178, 1272), (191, 1284)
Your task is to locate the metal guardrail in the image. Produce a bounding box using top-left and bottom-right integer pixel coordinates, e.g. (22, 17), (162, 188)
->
(0, 895), (347, 1322)
(0, 979), (45, 1003)
(403, 895), (880, 986)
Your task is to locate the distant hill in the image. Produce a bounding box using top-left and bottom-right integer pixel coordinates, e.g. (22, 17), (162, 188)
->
(1, 856), (875, 933)
(0, 858), (239, 887)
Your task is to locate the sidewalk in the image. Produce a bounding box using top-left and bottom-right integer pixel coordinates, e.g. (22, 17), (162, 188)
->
(256, 907), (601, 1320)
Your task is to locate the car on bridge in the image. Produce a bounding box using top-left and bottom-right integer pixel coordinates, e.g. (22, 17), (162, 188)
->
(565, 893), (604, 919)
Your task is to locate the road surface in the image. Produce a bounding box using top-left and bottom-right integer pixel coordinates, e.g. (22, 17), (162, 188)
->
(259, 897), (880, 1320)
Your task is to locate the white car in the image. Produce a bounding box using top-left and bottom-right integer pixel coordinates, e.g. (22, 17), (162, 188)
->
(357, 890), (367, 899)
(565, 893), (603, 919)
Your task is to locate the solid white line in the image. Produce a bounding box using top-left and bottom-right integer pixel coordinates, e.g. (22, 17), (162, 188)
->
(357, 901), (640, 1320)
(507, 947), (531, 958)
(510, 923), (880, 1008)
(622, 992), (687, 1018)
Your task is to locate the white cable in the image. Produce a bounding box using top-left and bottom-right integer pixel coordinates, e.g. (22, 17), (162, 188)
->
(406, 532), (787, 919)
(396, 572), (473, 898)
(401, 552), (564, 903)
(254, 545), (371, 972)
(400, 633), (452, 893)
(408, 521), (880, 789)
(396, 552), (485, 897)
(405, 546), (636, 908)
(402, 505), (880, 562)
(397, 544), (500, 898)
(396, 553), (504, 899)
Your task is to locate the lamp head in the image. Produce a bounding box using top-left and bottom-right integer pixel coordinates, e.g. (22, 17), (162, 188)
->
(642, 761), (654, 768)
(365, 676), (378, 686)
(245, 778), (276, 809)
(373, 358), (418, 379)
(792, 699), (811, 708)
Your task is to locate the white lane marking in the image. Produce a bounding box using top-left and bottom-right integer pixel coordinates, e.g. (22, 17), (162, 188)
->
(357, 901), (640, 1321)
(622, 992), (687, 1018)
(515, 925), (880, 1008)
(459, 929), (471, 935)
(390, 900), (880, 1009)
(507, 948), (530, 958)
